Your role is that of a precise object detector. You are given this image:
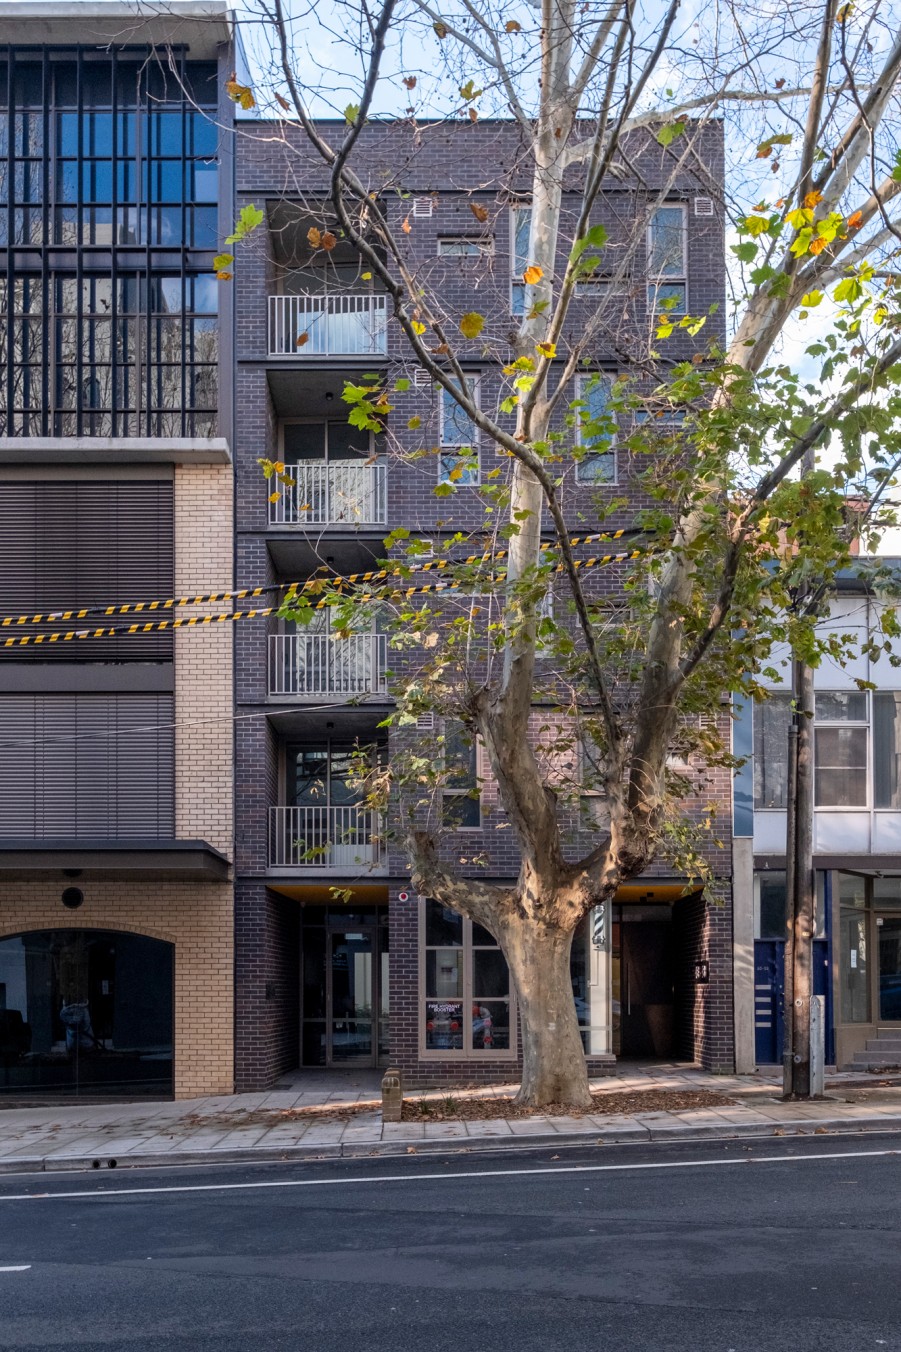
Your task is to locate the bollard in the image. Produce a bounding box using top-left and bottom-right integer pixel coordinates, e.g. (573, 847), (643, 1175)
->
(381, 1065), (404, 1122)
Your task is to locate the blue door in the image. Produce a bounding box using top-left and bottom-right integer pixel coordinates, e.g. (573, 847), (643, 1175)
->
(754, 939), (832, 1065)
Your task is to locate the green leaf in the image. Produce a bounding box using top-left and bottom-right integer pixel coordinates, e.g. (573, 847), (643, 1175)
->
(570, 223), (608, 267)
(656, 120), (686, 147)
(459, 80), (483, 102)
(801, 290), (824, 308)
(460, 311), (485, 339)
(731, 241), (758, 263)
(749, 264), (777, 286)
(407, 415), (422, 430)
(344, 103), (360, 125)
(212, 252), (234, 271)
(225, 203), (264, 245)
(742, 214), (771, 237)
(394, 378), (411, 392)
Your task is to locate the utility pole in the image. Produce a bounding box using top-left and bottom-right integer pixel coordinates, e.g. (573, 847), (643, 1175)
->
(783, 653), (815, 1099)
(783, 442), (817, 1100)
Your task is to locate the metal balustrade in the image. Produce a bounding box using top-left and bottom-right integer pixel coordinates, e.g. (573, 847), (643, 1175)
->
(268, 461), (386, 526)
(269, 805), (385, 869)
(268, 293), (389, 356)
(269, 633), (388, 697)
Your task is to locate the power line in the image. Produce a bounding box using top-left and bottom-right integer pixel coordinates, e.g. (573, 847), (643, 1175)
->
(0, 547), (650, 648)
(0, 529), (646, 629)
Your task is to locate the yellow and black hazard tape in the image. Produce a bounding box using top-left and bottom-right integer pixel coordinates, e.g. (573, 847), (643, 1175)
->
(1, 547), (649, 649)
(0, 528), (644, 630)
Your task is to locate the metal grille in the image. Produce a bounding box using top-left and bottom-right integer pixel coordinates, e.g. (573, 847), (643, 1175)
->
(0, 692), (175, 838)
(269, 805), (385, 869)
(268, 633), (388, 697)
(268, 293), (388, 357)
(268, 461), (387, 526)
(0, 47), (220, 436)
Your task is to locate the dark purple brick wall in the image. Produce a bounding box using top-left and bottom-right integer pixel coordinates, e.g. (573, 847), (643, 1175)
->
(232, 118), (733, 1089)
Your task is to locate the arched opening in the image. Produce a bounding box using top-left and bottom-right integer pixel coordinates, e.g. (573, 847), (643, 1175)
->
(0, 930), (173, 1099)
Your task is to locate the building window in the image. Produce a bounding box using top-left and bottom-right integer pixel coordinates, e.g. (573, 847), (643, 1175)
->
(814, 691), (868, 808)
(646, 203), (687, 313)
(579, 733), (609, 828)
(421, 899), (512, 1055)
(575, 374), (616, 483)
(753, 692), (791, 809)
(438, 237), (492, 256)
(0, 51), (220, 437)
(510, 203), (531, 316)
(439, 381), (480, 485)
(874, 691), (901, 808)
(442, 720), (481, 828)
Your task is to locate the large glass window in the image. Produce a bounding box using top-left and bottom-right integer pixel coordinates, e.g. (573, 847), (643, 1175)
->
(0, 52), (220, 437)
(442, 720), (481, 828)
(815, 691), (868, 807)
(647, 204), (687, 313)
(510, 204), (531, 316)
(874, 692), (901, 808)
(576, 374), (616, 483)
(439, 381), (480, 485)
(838, 873), (870, 1024)
(0, 930), (173, 1098)
(753, 692), (791, 809)
(422, 900), (511, 1054)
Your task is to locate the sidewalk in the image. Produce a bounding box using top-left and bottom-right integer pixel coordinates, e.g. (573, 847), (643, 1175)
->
(3, 1064), (901, 1174)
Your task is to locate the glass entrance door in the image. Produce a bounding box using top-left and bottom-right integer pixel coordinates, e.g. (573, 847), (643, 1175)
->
(328, 930), (375, 1063)
(878, 917), (901, 1021)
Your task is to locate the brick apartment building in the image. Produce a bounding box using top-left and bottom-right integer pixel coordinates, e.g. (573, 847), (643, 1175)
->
(0, 2), (736, 1102)
(231, 115), (734, 1089)
(0, 2), (237, 1099)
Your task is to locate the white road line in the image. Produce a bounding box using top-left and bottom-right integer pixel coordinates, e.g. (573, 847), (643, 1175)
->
(0, 1147), (899, 1202)
(0, 1265), (31, 1272)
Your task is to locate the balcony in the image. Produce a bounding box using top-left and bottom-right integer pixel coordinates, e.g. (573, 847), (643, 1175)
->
(269, 805), (385, 870)
(269, 632), (388, 698)
(268, 293), (389, 357)
(269, 461), (386, 527)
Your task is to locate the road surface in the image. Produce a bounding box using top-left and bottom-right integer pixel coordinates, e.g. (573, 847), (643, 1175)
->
(2, 1134), (900, 1350)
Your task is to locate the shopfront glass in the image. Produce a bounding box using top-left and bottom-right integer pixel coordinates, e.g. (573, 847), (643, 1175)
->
(838, 874), (870, 1024)
(0, 929), (173, 1097)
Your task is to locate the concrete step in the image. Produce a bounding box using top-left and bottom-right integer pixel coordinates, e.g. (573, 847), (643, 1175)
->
(851, 1053), (901, 1070)
(866, 1037), (901, 1052)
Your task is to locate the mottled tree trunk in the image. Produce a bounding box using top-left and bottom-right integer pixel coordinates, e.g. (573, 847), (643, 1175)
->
(499, 917), (593, 1109)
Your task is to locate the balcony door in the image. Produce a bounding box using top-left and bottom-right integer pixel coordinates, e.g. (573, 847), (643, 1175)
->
(279, 742), (378, 869)
(276, 421), (383, 526)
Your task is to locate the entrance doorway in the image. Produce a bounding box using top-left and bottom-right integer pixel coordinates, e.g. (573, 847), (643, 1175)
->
(878, 916), (901, 1021)
(301, 905), (388, 1067)
(611, 905), (674, 1058)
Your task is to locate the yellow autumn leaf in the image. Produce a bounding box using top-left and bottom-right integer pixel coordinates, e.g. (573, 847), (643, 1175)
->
(523, 264), (543, 285)
(460, 312), (485, 339)
(803, 190), (823, 209)
(536, 341), (556, 358)
(411, 320), (426, 335)
(505, 19), (522, 32)
(268, 491), (281, 503)
(273, 461), (285, 472)
(307, 226), (322, 247)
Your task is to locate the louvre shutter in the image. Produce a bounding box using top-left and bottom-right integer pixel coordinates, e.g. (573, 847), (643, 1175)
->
(0, 481), (174, 661)
(0, 693), (174, 839)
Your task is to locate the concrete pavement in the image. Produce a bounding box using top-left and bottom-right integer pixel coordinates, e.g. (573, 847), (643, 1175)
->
(4, 1063), (901, 1172)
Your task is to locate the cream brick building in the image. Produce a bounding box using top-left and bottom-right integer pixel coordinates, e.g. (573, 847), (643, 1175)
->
(0, 4), (238, 1101)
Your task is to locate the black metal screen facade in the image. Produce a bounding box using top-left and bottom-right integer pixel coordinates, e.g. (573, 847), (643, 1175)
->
(0, 47), (221, 437)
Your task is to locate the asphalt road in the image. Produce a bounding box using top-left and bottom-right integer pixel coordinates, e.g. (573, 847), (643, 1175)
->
(2, 1134), (901, 1351)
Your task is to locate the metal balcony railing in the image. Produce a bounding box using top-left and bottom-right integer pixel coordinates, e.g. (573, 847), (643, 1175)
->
(269, 805), (385, 869)
(269, 633), (388, 698)
(268, 293), (389, 357)
(268, 461), (387, 526)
